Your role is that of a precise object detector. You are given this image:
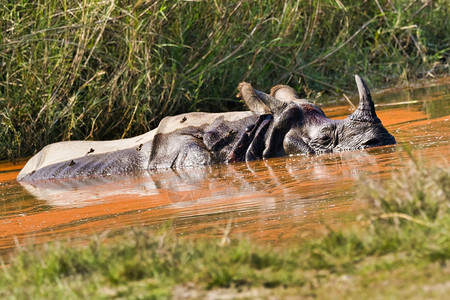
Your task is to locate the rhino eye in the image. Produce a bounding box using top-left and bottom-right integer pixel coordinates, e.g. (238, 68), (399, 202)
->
(319, 135), (332, 145)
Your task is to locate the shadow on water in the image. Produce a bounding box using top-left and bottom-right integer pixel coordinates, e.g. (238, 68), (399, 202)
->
(0, 78), (449, 257)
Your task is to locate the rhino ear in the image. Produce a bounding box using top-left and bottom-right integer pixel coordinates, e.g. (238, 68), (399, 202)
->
(238, 82), (287, 115)
(347, 75), (381, 123)
(270, 85), (300, 102)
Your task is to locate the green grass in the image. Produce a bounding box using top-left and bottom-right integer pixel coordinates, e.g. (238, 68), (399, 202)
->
(0, 0), (449, 161)
(1, 161), (449, 299)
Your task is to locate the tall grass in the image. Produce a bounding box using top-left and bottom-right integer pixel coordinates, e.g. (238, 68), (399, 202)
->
(1, 0), (449, 160)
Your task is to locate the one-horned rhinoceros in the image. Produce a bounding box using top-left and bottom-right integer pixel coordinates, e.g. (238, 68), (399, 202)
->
(17, 75), (396, 181)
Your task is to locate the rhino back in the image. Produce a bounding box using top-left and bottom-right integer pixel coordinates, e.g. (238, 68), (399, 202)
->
(17, 131), (155, 181)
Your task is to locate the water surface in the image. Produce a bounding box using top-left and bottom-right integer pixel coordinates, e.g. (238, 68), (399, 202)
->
(1, 79), (449, 257)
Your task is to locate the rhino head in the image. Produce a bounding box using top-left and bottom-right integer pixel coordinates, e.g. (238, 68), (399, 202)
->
(237, 75), (396, 158)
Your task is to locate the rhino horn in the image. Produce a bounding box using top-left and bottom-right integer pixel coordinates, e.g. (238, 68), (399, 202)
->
(347, 75), (381, 123)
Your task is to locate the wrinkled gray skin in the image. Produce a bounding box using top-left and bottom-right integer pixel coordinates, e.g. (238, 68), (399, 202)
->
(17, 75), (395, 181)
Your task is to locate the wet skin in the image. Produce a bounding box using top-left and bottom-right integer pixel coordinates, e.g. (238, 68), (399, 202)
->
(17, 75), (395, 181)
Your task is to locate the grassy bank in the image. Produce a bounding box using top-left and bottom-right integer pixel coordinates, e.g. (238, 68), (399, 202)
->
(1, 161), (448, 298)
(1, 0), (449, 160)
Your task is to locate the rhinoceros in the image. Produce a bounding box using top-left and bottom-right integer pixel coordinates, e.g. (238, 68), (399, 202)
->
(17, 75), (396, 181)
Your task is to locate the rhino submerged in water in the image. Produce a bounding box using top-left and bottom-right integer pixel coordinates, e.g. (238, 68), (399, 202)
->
(17, 75), (396, 181)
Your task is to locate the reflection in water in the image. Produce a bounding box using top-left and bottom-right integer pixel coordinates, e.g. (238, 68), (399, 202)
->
(0, 80), (449, 257)
(18, 148), (394, 208)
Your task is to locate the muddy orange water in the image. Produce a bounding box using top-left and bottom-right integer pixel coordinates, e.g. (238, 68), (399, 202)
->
(1, 80), (449, 257)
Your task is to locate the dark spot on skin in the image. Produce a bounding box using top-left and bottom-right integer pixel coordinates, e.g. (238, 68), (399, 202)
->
(87, 148), (95, 155)
(136, 144), (143, 151)
(69, 160), (76, 166)
(180, 116), (187, 123)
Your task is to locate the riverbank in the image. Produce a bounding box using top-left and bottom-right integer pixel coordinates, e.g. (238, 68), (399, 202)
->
(1, 160), (448, 298)
(1, 0), (449, 161)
